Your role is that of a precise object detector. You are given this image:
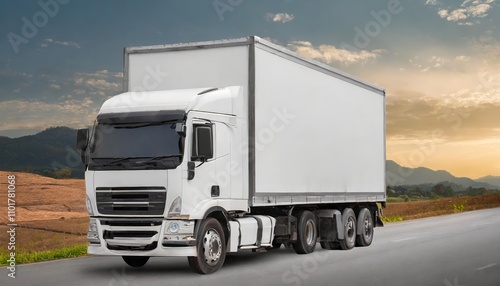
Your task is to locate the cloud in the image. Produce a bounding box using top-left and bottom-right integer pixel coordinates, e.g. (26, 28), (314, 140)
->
(408, 54), (476, 71)
(425, 0), (441, 5)
(434, 0), (494, 25)
(287, 41), (384, 66)
(41, 38), (81, 49)
(85, 79), (120, 91)
(0, 98), (97, 130)
(386, 94), (500, 142)
(455, 55), (471, 62)
(444, 8), (468, 21)
(73, 70), (122, 96)
(429, 56), (449, 67)
(266, 12), (294, 23)
(49, 83), (61, 89)
(380, 40), (500, 144)
(467, 3), (491, 17)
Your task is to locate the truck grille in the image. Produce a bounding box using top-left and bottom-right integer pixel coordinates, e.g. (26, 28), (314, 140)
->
(96, 187), (166, 215)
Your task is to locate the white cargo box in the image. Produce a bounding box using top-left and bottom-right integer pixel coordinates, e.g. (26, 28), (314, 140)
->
(124, 36), (385, 207)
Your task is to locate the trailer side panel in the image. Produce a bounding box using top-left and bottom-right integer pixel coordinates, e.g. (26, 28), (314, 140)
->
(252, 45), (385, 206)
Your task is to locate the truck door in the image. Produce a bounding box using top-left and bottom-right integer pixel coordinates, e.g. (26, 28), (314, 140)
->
(213, 121), (231, 198)
(189, 119), (232, 200)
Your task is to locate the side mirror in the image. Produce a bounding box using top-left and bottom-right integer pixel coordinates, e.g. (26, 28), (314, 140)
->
(175, 122), (186, 136)
(76, 128), (89, 164)
(191, 125), (213, 161)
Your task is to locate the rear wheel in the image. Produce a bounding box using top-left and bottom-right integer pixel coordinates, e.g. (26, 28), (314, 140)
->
(122, 256), (149, 267)
(356, 208), (374, 247)
(188, 218), (226, 274)
(339, 208), (356, 250)
(293, 211), (318, 254)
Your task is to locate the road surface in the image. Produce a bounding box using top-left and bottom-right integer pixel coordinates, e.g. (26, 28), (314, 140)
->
(2, 208), (499, 286)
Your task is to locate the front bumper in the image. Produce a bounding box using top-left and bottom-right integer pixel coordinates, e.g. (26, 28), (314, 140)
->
(87, 218), (197, 257)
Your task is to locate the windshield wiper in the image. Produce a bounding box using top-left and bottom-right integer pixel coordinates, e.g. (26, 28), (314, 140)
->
(97, 157), (144, 166)
(139, 155), (182, 164)
(92, 155), (181, 167)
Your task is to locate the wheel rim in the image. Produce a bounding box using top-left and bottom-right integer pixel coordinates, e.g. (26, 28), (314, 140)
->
(203, 228), (222, 266)
(363, 216), (372, 238)
(305, 219), (316, 246)
(346, 216), (355, 241)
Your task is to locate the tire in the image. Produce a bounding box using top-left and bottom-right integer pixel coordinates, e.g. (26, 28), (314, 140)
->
(292, 211), (318, 254)
(356, 208), (374, 247)
(339, 208), (356, 250)
(320, 241), (330, 249)
(320, 241), (340, 250)
(122, 256), (149, 267)
(187, 218), (226, 274)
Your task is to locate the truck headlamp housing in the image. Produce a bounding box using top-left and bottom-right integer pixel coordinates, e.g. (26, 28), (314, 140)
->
(86, 195), (94, 216)
(87, 218), (100, 244)
(89, 222), (98, 232)
(168, 196), (182, 217)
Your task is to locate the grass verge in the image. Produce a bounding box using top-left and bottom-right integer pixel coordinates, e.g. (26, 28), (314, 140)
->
(0, 244), (87, 266)
(381, 215), (404, 223)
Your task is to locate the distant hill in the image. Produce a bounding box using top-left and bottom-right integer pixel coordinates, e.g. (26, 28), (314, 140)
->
(0, 127), (84, 178)
(475, 176), (500, 188)
(386, 160), (498, 190)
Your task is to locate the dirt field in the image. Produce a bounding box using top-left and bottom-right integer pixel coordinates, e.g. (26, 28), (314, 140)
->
(383, 194), (500, 220)
(0, 171), (87, 223)
(0, 171), (88, 253)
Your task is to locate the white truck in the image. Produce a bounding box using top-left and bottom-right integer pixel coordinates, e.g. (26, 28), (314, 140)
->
(76, 36), (386, 274)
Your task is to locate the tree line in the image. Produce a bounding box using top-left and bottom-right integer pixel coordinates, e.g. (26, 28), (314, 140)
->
(387, 183), (499, 202)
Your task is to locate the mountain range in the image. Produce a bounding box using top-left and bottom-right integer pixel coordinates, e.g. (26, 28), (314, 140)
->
(387, 160), (500, 190)
(475, 175), (500, 189)
(0, 127), (84, 178)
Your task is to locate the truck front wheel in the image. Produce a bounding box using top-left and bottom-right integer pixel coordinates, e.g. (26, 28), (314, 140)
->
(188, 218), (226, 274)
(293, 211), (318, 254)
(122, 256), (149, 267)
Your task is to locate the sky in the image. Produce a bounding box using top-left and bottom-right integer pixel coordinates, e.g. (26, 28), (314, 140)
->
(1, 0), (499, 178)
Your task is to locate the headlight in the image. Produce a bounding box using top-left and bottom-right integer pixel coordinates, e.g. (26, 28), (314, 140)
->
(89, 222), (98, 232)
(168, 222), (179, 233)
(168, 196), (182, 217)
(86, 195), (94, 216)
(164, 220), (195, 234)
(87, 218), (100, 244)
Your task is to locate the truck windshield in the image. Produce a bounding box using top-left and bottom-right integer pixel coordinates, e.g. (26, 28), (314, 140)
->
(89, 121), (184, 170)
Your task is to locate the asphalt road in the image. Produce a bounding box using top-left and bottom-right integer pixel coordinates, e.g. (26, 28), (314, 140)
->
(2, 208), (499, 286)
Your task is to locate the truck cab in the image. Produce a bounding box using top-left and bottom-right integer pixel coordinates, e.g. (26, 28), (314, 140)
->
(78, 86), (270, 273)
